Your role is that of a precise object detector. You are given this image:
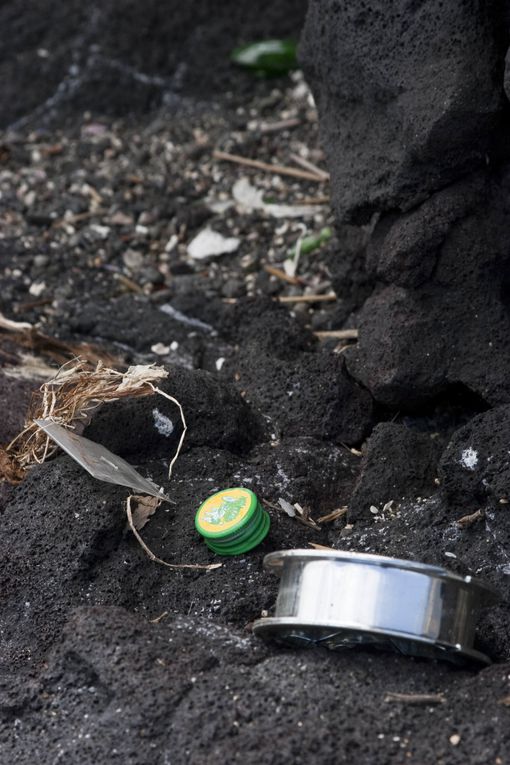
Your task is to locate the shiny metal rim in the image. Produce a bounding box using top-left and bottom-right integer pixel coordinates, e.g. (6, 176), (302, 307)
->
(252, 616), (492, 665)
(262, 549), (500, 600)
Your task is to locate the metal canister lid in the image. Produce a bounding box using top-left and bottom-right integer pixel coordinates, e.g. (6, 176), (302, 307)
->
(195, 487), (270, 555)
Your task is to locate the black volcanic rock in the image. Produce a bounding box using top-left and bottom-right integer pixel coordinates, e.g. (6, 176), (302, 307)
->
(349, 422), (440, 520)
(300, 0), (506, 223)
(439, 405), (510, 509)
(345, 169), (510, 408)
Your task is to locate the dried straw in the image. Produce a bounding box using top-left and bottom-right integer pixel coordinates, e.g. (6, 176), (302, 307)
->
(5, 359), (171, 473)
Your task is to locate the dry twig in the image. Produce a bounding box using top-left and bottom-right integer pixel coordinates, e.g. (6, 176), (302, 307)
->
(289, 152), (330, 181)
(317, 507), (348, 524)
(149, 611), (169, 624)
(384, 692), (446, 705)
(263, 264), (305, 286)
(314, 329), (359, 340)
(277, 293), (337, 304)
(213, 150), (327, 183)
(126, 495), (221, 571)
(222, 293), (337, 306)
(259, 118), (301, 133)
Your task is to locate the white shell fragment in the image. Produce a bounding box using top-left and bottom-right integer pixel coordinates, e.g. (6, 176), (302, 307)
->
(232, 177), (324, 219)
(187, 227), (240, 260)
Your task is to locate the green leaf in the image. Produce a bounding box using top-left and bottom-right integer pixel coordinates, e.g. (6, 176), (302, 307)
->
(231, 39), (298, 76)
(292, 227), (333, 257)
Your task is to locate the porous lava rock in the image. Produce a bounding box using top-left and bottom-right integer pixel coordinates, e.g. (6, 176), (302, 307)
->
(345, 169), (510, 408)
(84, 364), (264, 459)
(226, 350), (373, 445)
(438, 405), (510, 509)
(349, 423), (440, 520)
(300, 0), (506, 223)
(301, 1), (510, 415)
(2, 603), (510, 765)
(217, 298), (373, 445)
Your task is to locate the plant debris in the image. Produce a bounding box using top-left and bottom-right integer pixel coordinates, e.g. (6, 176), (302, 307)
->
(230, 39), (298, 76)
(126, 494), (221, 571)
(129, 494), (162, 531)
(317, 507), (348, 524)
(214, 150), (326, 183)
(278, 497), (296, 517)
(314, 329), (359, 341)
(268, 497), (320, 529)
(233, 177), (325, 218)
(0, 314), (124, 372)
(2, 361), (181, 482)
(289, 226), (332, 258)
(384, 692), (446, 705)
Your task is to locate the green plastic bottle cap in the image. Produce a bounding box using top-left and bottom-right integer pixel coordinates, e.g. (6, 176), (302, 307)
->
(195, 488), (270, 556)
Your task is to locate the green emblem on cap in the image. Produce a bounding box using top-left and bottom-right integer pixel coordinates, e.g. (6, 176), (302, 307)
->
(195, 488), (270, 556)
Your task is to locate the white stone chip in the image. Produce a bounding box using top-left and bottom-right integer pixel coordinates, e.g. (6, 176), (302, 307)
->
(187, 228), (240, 260)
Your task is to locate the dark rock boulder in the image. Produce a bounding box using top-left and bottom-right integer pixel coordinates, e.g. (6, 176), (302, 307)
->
(84, 364), (264, 459)
(349, 423), (439, 520)
(300, 0), (506, 223)
(217, 298), (374, 445)
(345, 170), (510, 408)
(225, 350), (373, 445)
(250, 437), (359, 513)
(439, 405), (510, 509)
(366, 174), (486, 289)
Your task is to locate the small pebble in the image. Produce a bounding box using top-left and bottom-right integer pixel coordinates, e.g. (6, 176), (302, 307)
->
(33, 254), (49, 267)
(122, 249), (144, 269)
(29, 281), (46, 297)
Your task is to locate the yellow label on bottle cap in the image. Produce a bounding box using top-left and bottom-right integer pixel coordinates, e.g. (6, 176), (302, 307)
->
(196, 487), (253, 535)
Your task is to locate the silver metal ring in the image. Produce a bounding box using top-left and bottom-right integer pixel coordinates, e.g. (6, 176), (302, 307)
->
(253, 549), (500, 665)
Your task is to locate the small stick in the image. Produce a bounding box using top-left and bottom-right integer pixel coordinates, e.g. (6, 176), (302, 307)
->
(14, 298), (52, 312)
(114, 273), (145, 294)
(317, 507), (348, 524)
(52, 209), (106, 229)
(289, 153), (330, 181)
(149, 611), (168, 623)
(222, 293), (337, 305)
(259, 117), (301, 133)
(277, 293), (337, 304)
(314, 329), (359, 340)
(263, 264), (304, 286)
(213, 150), (326, 183)
(384, 692), (446, 705)
(126, 495), (221, 571)
(309, 543), (337, 551)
